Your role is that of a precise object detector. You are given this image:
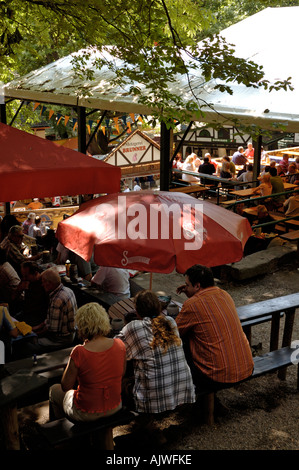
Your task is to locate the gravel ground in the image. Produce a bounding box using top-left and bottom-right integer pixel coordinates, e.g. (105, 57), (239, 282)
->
(15, 261), (299, 452)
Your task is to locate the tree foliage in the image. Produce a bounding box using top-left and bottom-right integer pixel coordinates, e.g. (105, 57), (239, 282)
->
(0, 0), (298, 126)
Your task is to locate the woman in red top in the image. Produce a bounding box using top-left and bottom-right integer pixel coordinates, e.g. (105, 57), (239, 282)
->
(49, 302), (126, 422)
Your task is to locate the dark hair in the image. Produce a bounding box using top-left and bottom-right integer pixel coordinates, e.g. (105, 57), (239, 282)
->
(264, 165), (271, 173)
(35, 216), (41, 225)
(247, 163), (253, 171)
(269, 167), (277, 176)
(184, 264), (215, 288)
(135, 290), (161, 319)
(21, 261), (41, 275)
(0, 248), (7, 265)
(203, 157), (210, 164)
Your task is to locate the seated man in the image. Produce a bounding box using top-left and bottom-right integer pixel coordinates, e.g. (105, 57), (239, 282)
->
(28, 216), (46, 239)
(252, 205), (275, 234)
(0, 225), (42, 275)
(269, 166), (285, 207)
(15, 261), (49, 327)
(283, 193), (299, 217)
(285, 163), (299, 185)
(175, 264), (254, 391)
(198, 156), (215, 184)
(0, 248), (23, 312)
(32, 267), (77, 353)
(27, 198), (43, 210)
(0, 304), (18, 361)
(22, 212), (36, 235)
(232, 147), (248, 165)
(91, 266), (131, 299)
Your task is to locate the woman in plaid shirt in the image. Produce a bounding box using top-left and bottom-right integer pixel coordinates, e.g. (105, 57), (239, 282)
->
(117, 290), (196, 416)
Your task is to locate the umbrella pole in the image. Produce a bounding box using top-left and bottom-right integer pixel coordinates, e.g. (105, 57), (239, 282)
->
(149, 272), (153, 291)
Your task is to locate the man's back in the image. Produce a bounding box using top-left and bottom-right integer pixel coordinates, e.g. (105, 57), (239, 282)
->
(23, 278), (48, 326)
(47, 283), (77, 336)
(176, 286), (253, 383)
(198, 162), (215, 175)
(232, 152), (247, 165)
(270, 175), (285, 202)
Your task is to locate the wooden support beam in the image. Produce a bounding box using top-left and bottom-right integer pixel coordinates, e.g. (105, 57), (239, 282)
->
(160, 121), (172, 191)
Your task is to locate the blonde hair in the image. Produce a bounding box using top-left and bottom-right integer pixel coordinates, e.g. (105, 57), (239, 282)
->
(185, 155), (194, 164)
(75, 302), (111, 340)
(262, 173), (271, 183)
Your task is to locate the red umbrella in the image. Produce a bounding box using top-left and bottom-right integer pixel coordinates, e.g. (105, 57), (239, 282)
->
(56, 191), (252, 273)
(0, 122), (121, 201)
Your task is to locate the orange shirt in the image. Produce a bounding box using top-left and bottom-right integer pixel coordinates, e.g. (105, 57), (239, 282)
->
(176, 286), (254, 383)
(71, 338), (126, 413)
(27, 201), (43, 210)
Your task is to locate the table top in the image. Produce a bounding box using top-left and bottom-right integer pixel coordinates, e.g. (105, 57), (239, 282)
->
(280, 230), (299, 241)
(230, 182), (297, 198)
(4, 346), (73, 376)
(236, 292), (299, 321)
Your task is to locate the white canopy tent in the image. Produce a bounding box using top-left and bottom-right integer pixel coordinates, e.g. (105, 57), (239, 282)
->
(3, 6), (299, 133)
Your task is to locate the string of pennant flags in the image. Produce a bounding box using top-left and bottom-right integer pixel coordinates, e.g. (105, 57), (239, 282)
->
(29, 101), (145, 135)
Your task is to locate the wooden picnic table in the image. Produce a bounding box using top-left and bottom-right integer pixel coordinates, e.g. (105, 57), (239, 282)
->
(169, 183), (209, 197)
(280, 230), (299, 257)
(4, 346), (72, 376)
(230, 182), (298, 199)
(236, 292), (299, 359)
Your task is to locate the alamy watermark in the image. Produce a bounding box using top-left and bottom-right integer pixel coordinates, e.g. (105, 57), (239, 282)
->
(93, 197), (206, 251)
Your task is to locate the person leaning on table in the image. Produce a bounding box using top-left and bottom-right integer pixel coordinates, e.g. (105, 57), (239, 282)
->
(175, 264), (254, 393)
(0, 225), (42, 276)
(116, 290), (195, 442)
(49, 302), (126, 422)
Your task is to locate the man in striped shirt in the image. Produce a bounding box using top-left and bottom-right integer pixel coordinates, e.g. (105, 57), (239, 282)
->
(175, 265), (254, 391)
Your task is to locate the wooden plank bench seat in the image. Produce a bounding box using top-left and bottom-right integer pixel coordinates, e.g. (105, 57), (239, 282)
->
(236, 293), (299, 351)
(199, 345), (299, 425)
(36, 407), (136, 450)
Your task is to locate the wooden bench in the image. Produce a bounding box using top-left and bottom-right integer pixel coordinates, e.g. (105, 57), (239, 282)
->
(0, 369), (48, 449)
(36, 407), (136, 450)
(201, 345), (299, 425)
(201, 293), (299, 424)
(280, 230), (299, 257)
(236, 293), (299, 354)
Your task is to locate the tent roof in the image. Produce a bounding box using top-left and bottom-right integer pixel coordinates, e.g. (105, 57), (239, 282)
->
(0, 123), (121, 201)
(3, 7), (299, 131)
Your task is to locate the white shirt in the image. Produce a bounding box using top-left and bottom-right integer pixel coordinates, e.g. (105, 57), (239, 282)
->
(92, 267), (131, 298)
(134, 184), (141, 191)
(28, 224), (42, 238)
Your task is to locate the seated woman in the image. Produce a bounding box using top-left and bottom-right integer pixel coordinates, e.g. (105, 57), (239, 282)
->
(49, 302), (126, 423)
(116, 290), (195, 439)
(252, 172), (272, 206)
(182, 155), (200, 183)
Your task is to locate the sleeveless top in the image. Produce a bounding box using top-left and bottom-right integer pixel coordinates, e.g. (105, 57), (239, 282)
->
(71, 338), (126, 413)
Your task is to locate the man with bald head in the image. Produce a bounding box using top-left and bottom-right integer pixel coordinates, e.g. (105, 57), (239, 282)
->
(31, 267), (77, 353)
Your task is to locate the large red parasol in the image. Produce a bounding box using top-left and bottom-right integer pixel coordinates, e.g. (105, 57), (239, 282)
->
(56, 191), (252, 274)
(0, 123), (121, 201)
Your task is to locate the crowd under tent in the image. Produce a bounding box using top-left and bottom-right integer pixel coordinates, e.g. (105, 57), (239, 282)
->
(3, 6), (299, 187)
